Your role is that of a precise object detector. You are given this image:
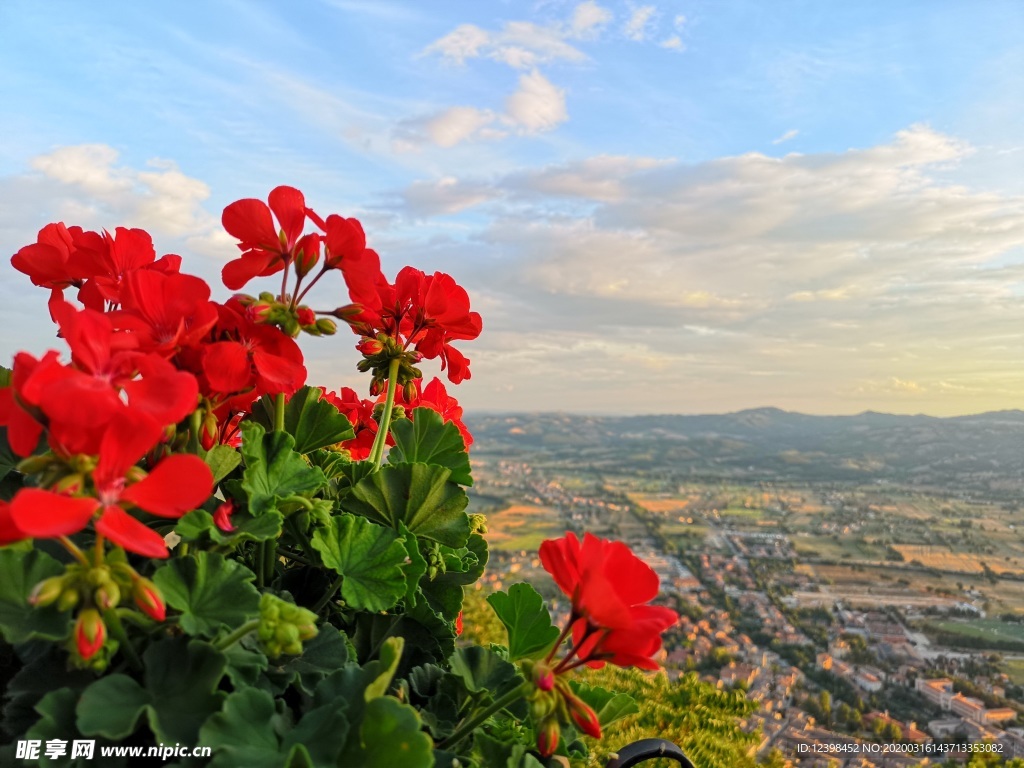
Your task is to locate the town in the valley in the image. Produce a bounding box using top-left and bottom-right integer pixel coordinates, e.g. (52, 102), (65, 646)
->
(467, 411), (1024, 767)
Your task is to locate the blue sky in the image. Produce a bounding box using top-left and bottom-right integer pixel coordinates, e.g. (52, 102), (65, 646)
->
(1, 0), (1023, 415)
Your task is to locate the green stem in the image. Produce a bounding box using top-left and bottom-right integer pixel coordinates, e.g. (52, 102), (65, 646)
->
(256, 542), (266, 589)
(368, 358), (401, 468)
(437, 681), (533, 751)
(262, 540), (277, 585)
(216, 618), (261, 650)
(58, 536), (90, 567)
(188, 408), (202, 454)
(274, 392), (286, 433)
(312, 574), (344, 614)
(104, 608), (142, 671)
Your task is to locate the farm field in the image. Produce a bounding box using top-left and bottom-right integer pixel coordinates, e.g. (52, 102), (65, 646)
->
(892, 545), (1024, 575)
(928, 619), (1024, 644)
(485, 503), (563, 552)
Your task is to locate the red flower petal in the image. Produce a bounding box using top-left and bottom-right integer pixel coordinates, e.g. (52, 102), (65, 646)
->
(202, 341), (253, 393)
(0, 501), (28, 545)
(94, 412), (163, 488)
(268, 186), (307, 249)
(120, 454), (213, 518)
(95, 505), (170, 558)
(222, 251), (277, 291)
(10, 489), (99, 537)
(222, 199), (278, 247)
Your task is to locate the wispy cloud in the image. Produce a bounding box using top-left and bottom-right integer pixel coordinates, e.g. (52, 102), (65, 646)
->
(624, 5), (657, 41)
(772, 128), (800, 144)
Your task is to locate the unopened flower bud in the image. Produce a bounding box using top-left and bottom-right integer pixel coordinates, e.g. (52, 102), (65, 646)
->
(75, 608), (107, 661)
(94, 580), (121, 611)
(29, 576), (66, 608)
(213, 500), (235, 532)
(403, 382), (418, 403)
(530, 690), (557, 720)
(369, 379), (384, 397)
(132, 578), (166, 622)
(250, 301), (275, 323)
(200, 411), (219, 451)
(315, 318), (337, 335)
(532, 662), (555, 692)
(536, 717), (560, 758)
(293, 246), (319, 279)
(296, 306), (316, 326)
(52, 473), (85, 495)
(125, 465), (148, 485)
(16, 454), (55, 475)
(566, 694), (602, 738)
(327, 303), (363, 322)
(233, 293), (256, 306)
(357, 337), (385, 356)
(57, 589), (80, 612)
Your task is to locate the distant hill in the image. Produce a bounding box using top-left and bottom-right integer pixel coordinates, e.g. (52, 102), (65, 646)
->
(465, 408), (1024, 495)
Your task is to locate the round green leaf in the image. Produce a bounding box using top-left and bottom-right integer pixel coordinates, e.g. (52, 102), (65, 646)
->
(310, 514), (408, 612)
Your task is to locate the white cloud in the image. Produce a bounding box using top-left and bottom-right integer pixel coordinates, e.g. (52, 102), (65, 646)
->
(22, 144), (214, 238)
(569, 1), (613, 39)
(773, 129), (800, 144)
(422, 20), (587, 70)
(504, 70), (568, 134)
(423, 107), (500, 148)
(660, 35), (684, 51)
(674, 14), (687, 28)
(399, 176), (499, 216)
(422, 23), (491, 65)
(624, 6), (657, 41)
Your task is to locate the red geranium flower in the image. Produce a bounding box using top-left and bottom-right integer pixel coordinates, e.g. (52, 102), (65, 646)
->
(323, 386), (381, 460)
(221, 186), (319, 290)
(539, 532), (678, 670)
(112, 270), (219, 355)
(393, 377), (473, 448)
(9, 415), (213, 558)
(197, 298), (306, 399)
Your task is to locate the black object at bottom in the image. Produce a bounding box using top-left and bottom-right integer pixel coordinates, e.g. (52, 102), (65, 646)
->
(606, 739), (695, 768)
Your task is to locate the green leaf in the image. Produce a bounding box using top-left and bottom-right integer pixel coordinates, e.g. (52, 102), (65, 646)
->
(344, 463), (470, 547)
(0, 548), (72, 644)
(205, 444), (242, 483)
(569, 682), (639, 727)
(3, 647), (94, 736)
(388, 408), (472, 486)
(448, 645), (522, 696)
(398, 524), (428, 607)
(486, 583), (560, 661)
(176, 508), (283, 545)
(223, 640), (270, 688)
(310, 513), (408, 612)
(152, 551), (260, 636)
(363, 637), (405, 701)
(353, 697), (434, 768)
(78, 638), (227, 744)
(240, 421), (326, 515)
(266, 626), (351, 695)
(419, 534), (488, 619)
(0, 428), (18, 482)
(201, 688), (292, 768)
(251, 386), (356, 454)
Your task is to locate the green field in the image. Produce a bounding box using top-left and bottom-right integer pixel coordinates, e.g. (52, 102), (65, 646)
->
(930, 619), (1024, 644)
(1003, 659), (1024, 685)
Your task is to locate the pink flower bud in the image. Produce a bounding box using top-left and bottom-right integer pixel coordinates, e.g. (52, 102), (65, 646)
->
(533, 662), (555, 692)
(132, 579), (166, 622)
(357, 337), (385, 356)
(214, 500), (236, 532)
(296, 307), (316, 326)
(75, 608), (106, 661)
(567, 695), (602, 739)
(536, 718), (560, 757)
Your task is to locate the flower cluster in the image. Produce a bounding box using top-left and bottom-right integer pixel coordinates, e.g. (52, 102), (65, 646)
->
(2, 185), (480, 664)
(529, 532), (680, 755)
(1, 182), (680, 767)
